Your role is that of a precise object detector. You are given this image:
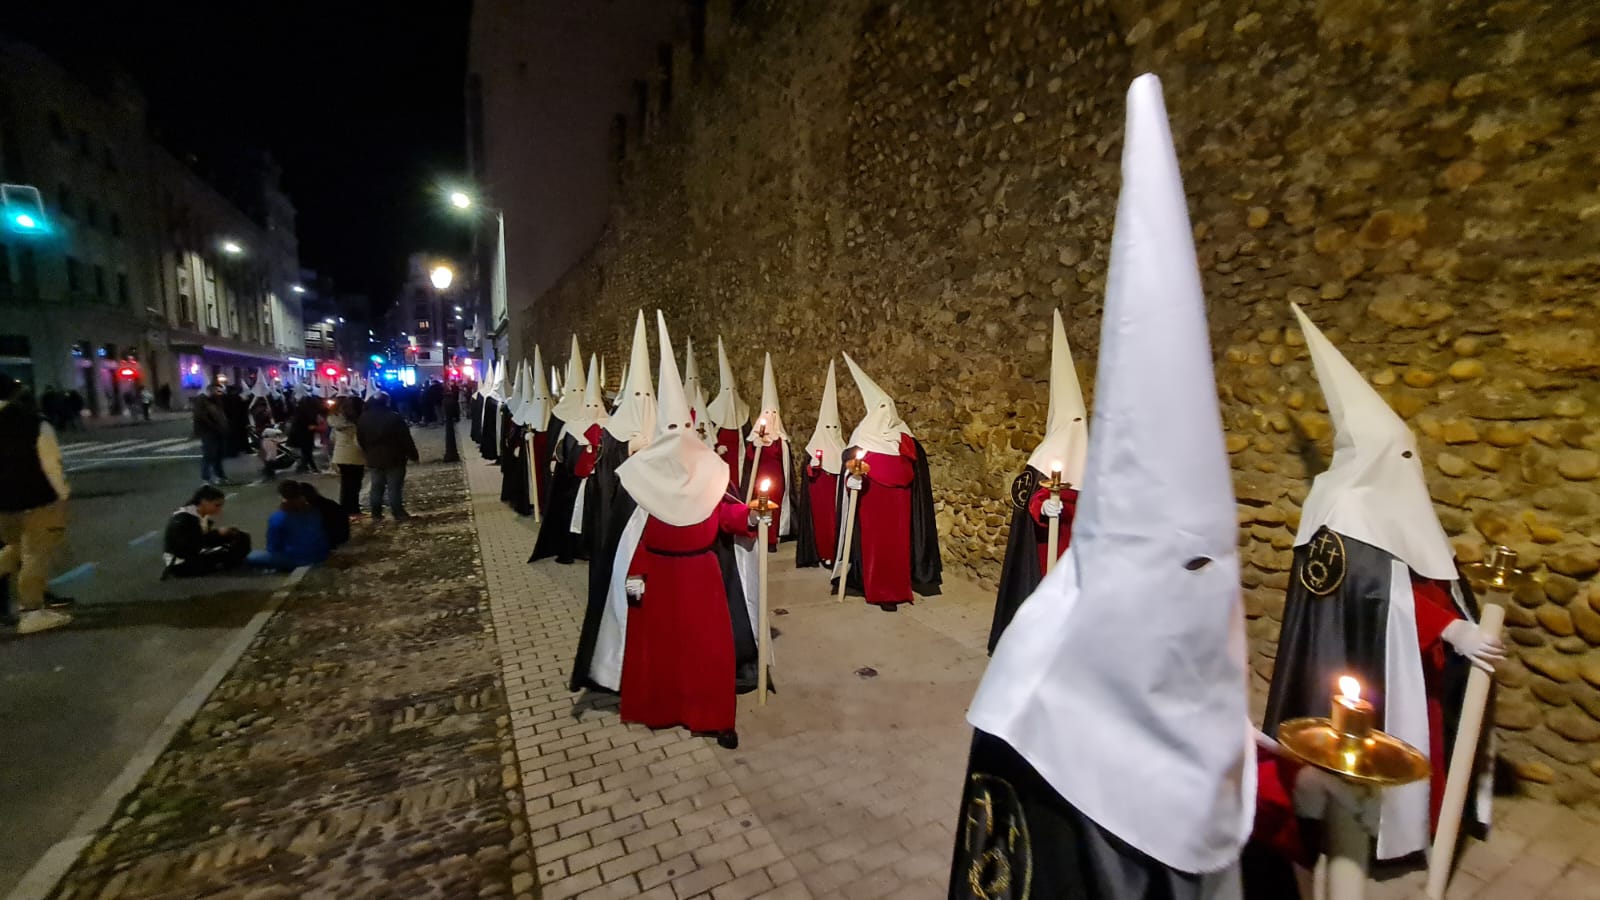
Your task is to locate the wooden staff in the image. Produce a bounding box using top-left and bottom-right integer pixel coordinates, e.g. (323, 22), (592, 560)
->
(744, 421), (769, 504)
(1425, 601), (1507, 899)
(526, 430), (541, 523)
(833, 451), (869, 601)
(751, 482), (777, 706)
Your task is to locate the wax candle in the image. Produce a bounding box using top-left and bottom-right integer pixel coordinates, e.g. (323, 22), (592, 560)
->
(1331, 675), (1373, 740)
(1051, 459), (1062, 486)
(759, 477), (771, 502)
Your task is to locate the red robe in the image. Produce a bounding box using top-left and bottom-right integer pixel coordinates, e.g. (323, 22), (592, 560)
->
(1026, 485), (1080, 573)
(1412, 574), (1463, 829)
(619, 498), (754, 733)
(573, 424), (601, 478)
(531, 429), (550, 512)
(806, 462), (839, 564)
(714, 427), (743, 487)
(744, 439), (787, 549)
(857, 432), (918, 606)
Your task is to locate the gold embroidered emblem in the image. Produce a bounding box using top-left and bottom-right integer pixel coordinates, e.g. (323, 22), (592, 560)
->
(1300, 527), (1347, 596)
(960, 774), (1032, 899)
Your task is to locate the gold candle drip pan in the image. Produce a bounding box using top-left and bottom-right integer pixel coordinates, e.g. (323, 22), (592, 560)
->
(1276, 717), (1430, 788)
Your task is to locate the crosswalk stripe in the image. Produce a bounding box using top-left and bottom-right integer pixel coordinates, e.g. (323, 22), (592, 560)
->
(140, 437), (198, 451)
(61, 438), (144, 455)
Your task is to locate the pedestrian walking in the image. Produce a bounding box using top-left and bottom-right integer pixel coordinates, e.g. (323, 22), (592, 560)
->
(193, 383), (231, 484)
(0, 374), (73, 634)
(289, 390), (324, 473)
(139, 386), (154, 420)
(162, 485), (252, 577)
(356, 392), (419, 521)
(329, 397), (366, 516)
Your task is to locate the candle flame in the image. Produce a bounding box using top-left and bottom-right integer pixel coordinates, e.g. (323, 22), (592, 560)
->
(1052, 459), (1062, 470)
(1338, 675), (1361, 702)
(759, 478), (771, 492)
(856, 449), (867, 459)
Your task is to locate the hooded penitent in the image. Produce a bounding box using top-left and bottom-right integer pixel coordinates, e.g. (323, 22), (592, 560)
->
(581, 311), (762, 704)
(832, 353), (942, 604)
(842, 353), (914, 456)
(987, 309), (1091, 652)
(683, 337), (717, 448)
(795, 360), (846, 568)
(551, 335), (587, 426)
(742, 353), (796, 546)
(604, 311), (657, 448)
(707, 336), (751, 483)
(499, 361), (534, 515)
(957, 75), (1254, 896)
(530, 355), (608, 566)
(1263, 304), (1482, 861)
(503, 361), (525, 422)
(478, 357), (505, 462)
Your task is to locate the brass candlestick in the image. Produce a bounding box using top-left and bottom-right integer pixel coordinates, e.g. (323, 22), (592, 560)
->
(1460, 544), (1529, 594)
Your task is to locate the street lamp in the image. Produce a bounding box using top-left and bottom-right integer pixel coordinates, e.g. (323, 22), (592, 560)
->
(291, 284), (307, 294)
(449, 190), (472, 210)
(221, 240), (243, 255)
(430, 264), (454, 290)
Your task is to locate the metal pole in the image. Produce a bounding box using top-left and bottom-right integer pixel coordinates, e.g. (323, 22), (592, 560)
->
(1425, 602), (1506, 899)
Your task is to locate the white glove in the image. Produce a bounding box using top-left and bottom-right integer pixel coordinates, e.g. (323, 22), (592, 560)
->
(625, 576), (645, 603)
(1041, 498), (1064, 518)
(716, 444), (727, 455)
(1292, 765), (1380, 835)
(1443, 620), (1506, 674)
(846, 476), (863, 491)
(550, 459), (558, 473)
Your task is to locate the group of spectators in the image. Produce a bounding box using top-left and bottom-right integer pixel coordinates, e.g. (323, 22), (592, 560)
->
(161, 478), (349, 577)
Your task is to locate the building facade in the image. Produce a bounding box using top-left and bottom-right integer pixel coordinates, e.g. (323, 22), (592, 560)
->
(0, 38), (304, 414)
(385, 253), (470, 380)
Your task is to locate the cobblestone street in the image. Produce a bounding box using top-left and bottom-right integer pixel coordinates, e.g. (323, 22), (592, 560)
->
(45, 433), (535, 900)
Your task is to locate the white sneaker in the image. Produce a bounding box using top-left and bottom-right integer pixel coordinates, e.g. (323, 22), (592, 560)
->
(17, 609), (73, 635)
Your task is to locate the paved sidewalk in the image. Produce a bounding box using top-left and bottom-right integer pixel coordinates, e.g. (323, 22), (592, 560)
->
(464, 432), (1600, 900)
(41, 441), (535, 900)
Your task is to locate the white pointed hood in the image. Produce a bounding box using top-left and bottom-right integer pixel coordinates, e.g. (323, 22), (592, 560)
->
(488, 358), (508, 401)
(604, 310), (657, 444)
(683, 337), (716, 447)
(504, 361), (525, 418)
(1025, 310), (1090, 484)
(805, 360), (846, 474)
(559, 355), (609, 446)
(750, 353), (790, 446)
(1291, 304), (1455, 579)
(842, 353), (913, 456)
(551, 337), (588, 423)
(551, 367), (562, 399)
(617, 312), (730, 527)
(968, 74), (1254, 876)
(706, 336), (750, 430)
(522, 345), (553, 431)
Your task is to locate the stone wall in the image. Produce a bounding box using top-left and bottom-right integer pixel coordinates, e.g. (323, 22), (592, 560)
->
(517, 0), (1600, 806)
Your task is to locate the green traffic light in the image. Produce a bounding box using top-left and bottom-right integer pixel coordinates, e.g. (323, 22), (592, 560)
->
(6, 209), (50, 235)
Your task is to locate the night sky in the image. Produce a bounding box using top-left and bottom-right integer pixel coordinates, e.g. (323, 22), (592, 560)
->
(6, 1), (472, 308)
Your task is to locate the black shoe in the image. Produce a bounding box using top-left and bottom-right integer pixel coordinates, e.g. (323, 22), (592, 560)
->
(716, 730), (739, 750)
(877, 603), (901, 613)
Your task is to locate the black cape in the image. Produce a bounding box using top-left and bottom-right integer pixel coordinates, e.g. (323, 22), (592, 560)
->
(829, 439), (943, 598)
(468, 393), (483, 444)
(478, 396), (499, 461)
(528, 429), (591, 564)
(949, 730), (1219, 900)
(793, 462), (827, 568)
(500, 416), (532, 516)
(1262, 529), (1484, 841)
(569, 484), (761, 695)
(988, 465), (1047, 653)
(569, 432), (636, 693)
(530, 416), (561, 516)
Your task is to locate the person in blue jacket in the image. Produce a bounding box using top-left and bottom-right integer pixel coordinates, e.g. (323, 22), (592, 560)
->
(246, 480), (329, 571)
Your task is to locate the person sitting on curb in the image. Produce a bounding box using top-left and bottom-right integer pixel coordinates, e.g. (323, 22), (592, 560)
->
(162, 485), (253, 578)
(297, 481), (350, 549)
(246, 481), (329, 571)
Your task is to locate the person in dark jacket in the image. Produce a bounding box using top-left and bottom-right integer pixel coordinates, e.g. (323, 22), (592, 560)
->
(289, 391), (325, 473)
(162, 485), (252, 577)
(193, 384), (231, 484)
(297, 481), (350, 548)
(222, 384), (250, 456)
(246, 481), (329, 570)
(356, 393), (420, 521)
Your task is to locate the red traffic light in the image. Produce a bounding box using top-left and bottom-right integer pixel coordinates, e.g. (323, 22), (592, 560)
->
(118, 367), (136, 378)
(322, 365), (340, 378)
(268, 367), (279, 378)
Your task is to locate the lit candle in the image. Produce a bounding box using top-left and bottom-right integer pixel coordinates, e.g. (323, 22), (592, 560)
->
(759, 477), (771, 502)
(1051, 459), (1062, 486)
(1331, 675), (1373, 740)
(757, 417), (768, 438)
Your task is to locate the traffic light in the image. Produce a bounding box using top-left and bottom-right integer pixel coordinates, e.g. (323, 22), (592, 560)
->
(2, 184), (51, 236)
(322, 363), (341, 379)
(117, 366), (137, 379)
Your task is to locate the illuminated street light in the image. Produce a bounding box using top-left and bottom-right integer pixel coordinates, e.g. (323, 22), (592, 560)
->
(14, 213), (36, 230)
(324, 317), (335, 325)
(453, 305), (462, 312)
(221, 240), (243, 255)
(291, 284), (307, 294)
(430, 264), (454, 290)
(449, 190), (472, 210)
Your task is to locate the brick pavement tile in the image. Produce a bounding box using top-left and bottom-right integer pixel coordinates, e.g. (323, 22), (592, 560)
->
(544, 866), (604, 900)
(657, 825), (719, 860)
(729, 841), (787, 877)
(567, 838), (628, 874)
(804, 860), (863, 895)
(641, 852), (701, 891)
(535, 832), (593, 865)
(577, 874), (643, 900)
(644, 797), (699, 828)
(694, 832), (753, 866)
(754, 879), (815, 900)
(601, 845), (663, 882)
(671, 861), (736, 898)
(589, 813), (648, 845)
(883, 878), (943, 900)
(712, 869), (777, 900)
(558, 809), (617, 839)
(610, 790), (670, 821)
(539, 858), (569, 885)
(626, 820), (684, 854)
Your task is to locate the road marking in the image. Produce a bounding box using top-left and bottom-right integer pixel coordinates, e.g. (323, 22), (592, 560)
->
(139, 437), (197, 451)
(60, 439), (145, 456)
(127, 530), (160, 547)
(48, 563), (96, 587)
